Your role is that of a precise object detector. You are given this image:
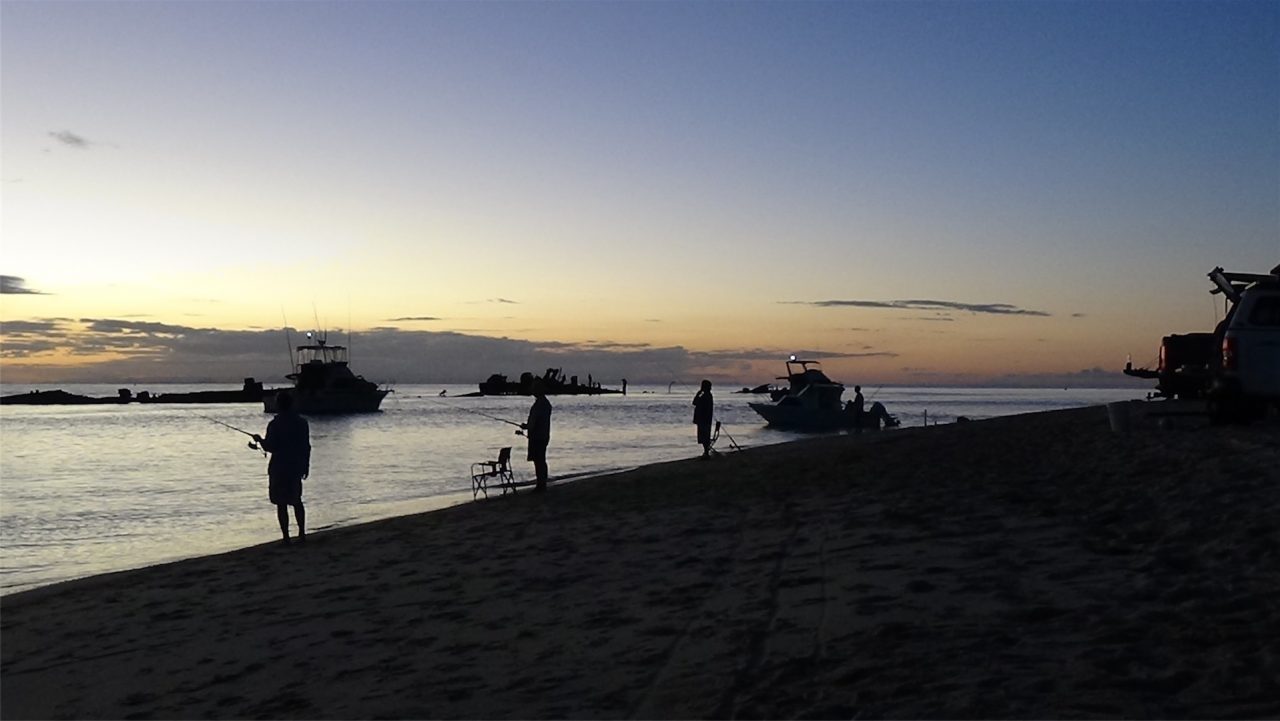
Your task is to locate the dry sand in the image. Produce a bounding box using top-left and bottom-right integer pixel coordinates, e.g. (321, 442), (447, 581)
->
(3, 403), (1278, 719)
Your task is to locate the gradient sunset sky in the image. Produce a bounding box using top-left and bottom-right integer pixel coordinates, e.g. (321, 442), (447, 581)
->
(2, 0), (1277, 387)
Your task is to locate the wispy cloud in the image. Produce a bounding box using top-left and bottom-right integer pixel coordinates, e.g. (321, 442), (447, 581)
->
(538, 340), (655, 352)
(80, 319), (191, 336)
(387, 316), (442, 322)
(1, 276), (47, 294)
(48, 130), (91, 149)
(463, 298), (520, 305)
(691, 348), (898, 363)
(0, 319), (64, 334)
(786, 299), (1050, 317)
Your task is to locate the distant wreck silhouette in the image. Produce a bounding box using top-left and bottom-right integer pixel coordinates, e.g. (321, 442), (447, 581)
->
(0, 378), (281, 406)
(478, 368), (625, 396)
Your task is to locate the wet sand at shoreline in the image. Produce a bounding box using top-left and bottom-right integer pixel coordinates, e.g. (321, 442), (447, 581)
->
(3, 404), (1278, 719)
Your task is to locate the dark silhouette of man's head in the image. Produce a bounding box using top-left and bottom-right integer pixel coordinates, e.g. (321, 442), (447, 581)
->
(700, 380), (712, 391)
(276, 392), (294, 411)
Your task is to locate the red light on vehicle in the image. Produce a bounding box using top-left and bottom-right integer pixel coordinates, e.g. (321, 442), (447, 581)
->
(1222, 336), (1238, 371)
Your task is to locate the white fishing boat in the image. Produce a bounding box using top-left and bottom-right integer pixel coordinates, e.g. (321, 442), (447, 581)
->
(748, 357), (898, 430)
(748, 357), (849, 429)
(263, 333), (389, 414)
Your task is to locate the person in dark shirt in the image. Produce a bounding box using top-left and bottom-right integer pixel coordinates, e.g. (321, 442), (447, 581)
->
(521, 380), (553, 491)
(692, 379), (714, 458)
(254, 392), (311, 544)
(852, 385), (865, 431)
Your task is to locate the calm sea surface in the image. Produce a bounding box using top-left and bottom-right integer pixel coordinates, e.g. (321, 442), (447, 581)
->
(0, 383), (1145, 595)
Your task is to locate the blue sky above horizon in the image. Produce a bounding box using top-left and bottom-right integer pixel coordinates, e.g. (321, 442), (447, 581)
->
(2, 0), (1277, 386)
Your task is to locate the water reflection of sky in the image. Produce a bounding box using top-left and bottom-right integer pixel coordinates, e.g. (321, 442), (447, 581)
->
(0, 384), (1145, 593)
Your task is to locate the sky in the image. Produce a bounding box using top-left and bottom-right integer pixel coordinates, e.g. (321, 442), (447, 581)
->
(2, 0), (1277, 388)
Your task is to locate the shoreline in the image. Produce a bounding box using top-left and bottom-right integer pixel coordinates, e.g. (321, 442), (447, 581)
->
(4, 404), (1278, 719)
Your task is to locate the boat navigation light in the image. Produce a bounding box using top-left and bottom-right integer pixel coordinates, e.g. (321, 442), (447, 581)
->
(789, 354), (796, 361)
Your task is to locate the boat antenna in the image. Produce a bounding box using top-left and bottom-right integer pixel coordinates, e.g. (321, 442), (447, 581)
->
(281, 308), (295, 370)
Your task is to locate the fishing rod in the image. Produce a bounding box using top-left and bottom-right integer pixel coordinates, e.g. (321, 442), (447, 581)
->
(199, 414), (255, 437)
(197, 415), (267, 456)
(714, 421), (743, 452)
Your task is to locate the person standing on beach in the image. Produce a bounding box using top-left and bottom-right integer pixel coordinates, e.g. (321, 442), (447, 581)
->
(521, 380), (552, 491)
(253, 392), (310, 544)
(692, 379), (714, 458)
(852, 385), (865, 430)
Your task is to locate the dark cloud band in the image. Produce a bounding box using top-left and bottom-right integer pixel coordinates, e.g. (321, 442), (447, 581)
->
(1, 276), (47, 295)
(785, 298), (1050, 317)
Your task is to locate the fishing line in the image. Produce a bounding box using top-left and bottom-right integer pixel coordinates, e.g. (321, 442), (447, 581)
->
(425, 396), (524, 428)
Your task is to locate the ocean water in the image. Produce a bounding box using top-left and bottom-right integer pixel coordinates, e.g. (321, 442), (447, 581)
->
(0, 383), (1146, 595)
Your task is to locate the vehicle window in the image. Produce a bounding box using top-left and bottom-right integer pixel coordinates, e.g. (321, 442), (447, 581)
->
(1247, 295), (1280, 326)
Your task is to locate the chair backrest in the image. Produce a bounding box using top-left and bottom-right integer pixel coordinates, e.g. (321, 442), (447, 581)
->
(497, 446), (512, 468)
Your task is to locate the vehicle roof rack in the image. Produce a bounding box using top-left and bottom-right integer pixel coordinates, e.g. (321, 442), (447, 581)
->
(1208, 265), (1279, 303)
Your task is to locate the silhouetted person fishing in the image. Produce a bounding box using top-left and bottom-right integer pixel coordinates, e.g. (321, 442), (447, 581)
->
(520, 380), (552, 491)
(692, 379), (714, 458)
(253, 392), (310, 545)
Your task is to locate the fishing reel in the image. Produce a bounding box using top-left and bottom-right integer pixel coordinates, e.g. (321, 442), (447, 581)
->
(247, 440), (266, 457)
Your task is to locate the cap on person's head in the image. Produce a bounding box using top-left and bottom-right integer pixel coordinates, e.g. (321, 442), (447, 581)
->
(276, 392), (294, 411)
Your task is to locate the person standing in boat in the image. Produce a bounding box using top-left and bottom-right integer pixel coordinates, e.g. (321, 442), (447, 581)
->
(692, 379), (715, 459)
(253, 392), (311, 544)
(521, 380), (552, 492)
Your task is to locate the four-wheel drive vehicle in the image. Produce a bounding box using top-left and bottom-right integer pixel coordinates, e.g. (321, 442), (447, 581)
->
(1209, 265), (1280, 419)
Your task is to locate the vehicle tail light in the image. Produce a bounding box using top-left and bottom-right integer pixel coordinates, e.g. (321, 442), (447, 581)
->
(1222, 336), (1238, 372)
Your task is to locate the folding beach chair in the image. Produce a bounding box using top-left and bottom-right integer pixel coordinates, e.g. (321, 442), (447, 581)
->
(470, 446), (515, 499)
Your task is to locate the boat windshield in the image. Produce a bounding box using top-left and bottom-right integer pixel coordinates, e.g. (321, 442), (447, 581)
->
(295, 343), (349, 368)
(785, 360), (834, 385)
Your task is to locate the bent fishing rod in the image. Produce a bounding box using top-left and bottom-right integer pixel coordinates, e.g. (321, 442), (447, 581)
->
(197, 414), (267, 456)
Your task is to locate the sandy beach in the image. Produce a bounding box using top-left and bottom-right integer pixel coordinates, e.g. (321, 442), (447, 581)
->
(3, 403), (1278, 719)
